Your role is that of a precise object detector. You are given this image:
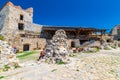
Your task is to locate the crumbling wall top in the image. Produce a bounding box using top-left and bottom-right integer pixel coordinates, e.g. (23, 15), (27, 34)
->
(1, 1), (33, 13)
(4, 1), (14, 7)
(25, 7), (33, 13)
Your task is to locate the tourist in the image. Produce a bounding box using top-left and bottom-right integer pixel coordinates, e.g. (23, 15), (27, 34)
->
(37, 48), (45, 61)
(13, 47), (17, 54)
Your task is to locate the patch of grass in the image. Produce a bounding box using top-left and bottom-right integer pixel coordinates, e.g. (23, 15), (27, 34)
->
(0, 76), (5, 79)
(109, 69), (116, 74)
(96, 48), (100, 52)
(2, 65), (10, 71)
(14, 63), (21, 69)
(75, 46), (81, 48)
(109, 69), (120, 79)
(0, 35), (5, 41)
(57, 60), (64, 65)
(84, 48), (100, 54)
(111, 46), (116, 49)
(69, 54), (77, 57)
(17, 51), (36, 59)
(51, 69), (57, 72)
(76, 69), (79, 71)
(19, 78), (24, 80)
(84, 51), (94, 54)
(16, 51), (23, 54)
(104, 47), (111, 50)
(17, 50), (39, 62)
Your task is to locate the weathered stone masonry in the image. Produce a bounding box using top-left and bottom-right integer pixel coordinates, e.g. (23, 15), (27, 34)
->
(0, 2), (112, 51)
(111, 25), (120, 40)
(0, 2), (46, 51)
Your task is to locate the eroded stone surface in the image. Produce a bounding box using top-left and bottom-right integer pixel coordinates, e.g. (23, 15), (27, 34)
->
(0, 2), (46, 51)
(0, 40), (19, 70)
(45, 29), (70, 63)
(111, 25), (120, 40)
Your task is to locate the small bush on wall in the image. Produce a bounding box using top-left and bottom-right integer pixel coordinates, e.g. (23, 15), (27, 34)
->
(0, 35), (4, 41)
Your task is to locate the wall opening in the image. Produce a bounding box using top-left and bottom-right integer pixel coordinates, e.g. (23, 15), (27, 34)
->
(118, 38), (120, 41)
(71, 41), (75, 47)
(23, 44), (29, 51)
(20, 14), (24, 20)
(18, 23), (24, 30)
(106, 39), (111, 43)
(80, 40), (88, 45)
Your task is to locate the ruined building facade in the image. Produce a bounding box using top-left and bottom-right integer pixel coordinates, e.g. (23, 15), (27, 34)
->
(111, 25), (120, 40)
(0, 2), (46, 51)
(0, 2), (110, 51)
(42, 26), (108, 48)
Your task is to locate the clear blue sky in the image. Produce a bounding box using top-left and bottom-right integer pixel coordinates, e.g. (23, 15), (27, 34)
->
(1, 0), (120, 32)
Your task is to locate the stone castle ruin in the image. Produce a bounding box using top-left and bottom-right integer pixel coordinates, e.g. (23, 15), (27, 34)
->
(0, 2), (46, 51)
(42, 26), (109, 48)
(0, 1), (119, 52)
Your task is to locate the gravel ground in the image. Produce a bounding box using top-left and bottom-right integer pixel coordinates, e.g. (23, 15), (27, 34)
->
(0, 49), (120, 80)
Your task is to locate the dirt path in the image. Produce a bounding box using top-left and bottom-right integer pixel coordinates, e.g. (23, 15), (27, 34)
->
(0, 49), (120, 80)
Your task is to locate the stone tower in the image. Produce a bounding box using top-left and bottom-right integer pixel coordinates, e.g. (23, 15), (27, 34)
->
(0, 2), (46, 51)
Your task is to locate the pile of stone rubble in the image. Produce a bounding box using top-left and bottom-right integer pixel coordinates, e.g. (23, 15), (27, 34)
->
(44, 29), (70, 63)
(74, 40), (120, 53)
(0, 40), (19, 71)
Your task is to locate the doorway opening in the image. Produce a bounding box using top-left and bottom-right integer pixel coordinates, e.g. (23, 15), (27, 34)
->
(71, 41), (75, 47)
(23, 44), (30, 51)
(80, 40), (88, 45)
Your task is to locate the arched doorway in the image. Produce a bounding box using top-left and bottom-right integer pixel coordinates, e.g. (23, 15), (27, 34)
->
(23, 44), (30, 51)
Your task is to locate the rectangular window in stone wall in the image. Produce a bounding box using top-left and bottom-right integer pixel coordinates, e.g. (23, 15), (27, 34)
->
(18, 23), (24, 30)
(20, 14), (24, 20)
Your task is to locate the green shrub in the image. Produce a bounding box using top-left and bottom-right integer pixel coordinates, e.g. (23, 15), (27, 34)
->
(76, 46), (81, 48)
(0, 76), (5, 79)
(0, 35), (4, 41)
(56, 60), (64, 65)
(3, 65), (10, 71)
(76, 69), (79, 71)
(17, 51), (23, 54)
(111, 46), (116, 49)
(104, 47), (111, 50)
(84, 48), (100, 53)
(69, 54), (77, 57)
(51, 69), (57, 72)
(96, 48), (100, 52)
(17, 51), (36, 59)
(14, 63), (20, 69)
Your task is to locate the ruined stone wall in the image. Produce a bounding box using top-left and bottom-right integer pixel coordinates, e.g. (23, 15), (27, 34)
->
(0, 2), (44, 51)
(0, 2), (42, 42)
(67, 39), (80, 48)
(26, 23), (42, 34)
(111, 25), (120, 40)
(0, 40), (19, 70)
(111, 25), (119, 35)
(0, 6), (10, 36)
(14, 38), (46, 51)
(0, 3), (32, 33)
